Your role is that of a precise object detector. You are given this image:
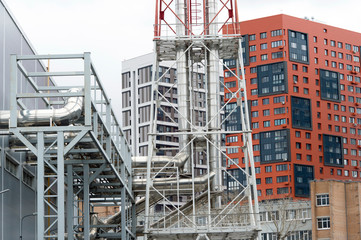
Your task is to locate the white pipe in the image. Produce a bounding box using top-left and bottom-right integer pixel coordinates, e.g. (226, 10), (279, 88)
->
(0, 88), (83, 127)
(132, 152), (188, 169)
(133, 172), (215, 192)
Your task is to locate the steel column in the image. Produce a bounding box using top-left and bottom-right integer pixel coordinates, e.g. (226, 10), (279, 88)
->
(57, 132), (65, 239)
(66, 164), (74, 240)
(37, 132), (45, 239)
(83, 164), (90, 240)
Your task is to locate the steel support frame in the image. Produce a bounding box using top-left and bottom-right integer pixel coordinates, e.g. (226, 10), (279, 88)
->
(143, 1), (260, 239)
(9, 53), (135, 239)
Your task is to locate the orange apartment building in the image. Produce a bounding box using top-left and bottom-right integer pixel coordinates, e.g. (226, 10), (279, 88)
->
(224, 14), (361, 201)
(310, 180), (361, 240)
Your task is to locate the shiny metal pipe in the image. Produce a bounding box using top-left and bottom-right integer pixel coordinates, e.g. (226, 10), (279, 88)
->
(0, 88), (83, 127)
(132, 153), (188, 169)
(133, 171), (215, 192)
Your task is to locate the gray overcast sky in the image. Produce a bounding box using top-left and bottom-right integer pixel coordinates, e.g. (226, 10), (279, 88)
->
(4, 0), (361, 119)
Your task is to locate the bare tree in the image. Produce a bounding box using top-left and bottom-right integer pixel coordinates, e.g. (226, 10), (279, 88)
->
(259, 198), (311, 240)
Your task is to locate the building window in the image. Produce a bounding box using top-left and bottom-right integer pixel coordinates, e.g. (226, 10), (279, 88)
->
(23, 170), (34, 188)
(5, 156), (19, 177)
(274, 107), (285, 115)
(273, 96), (285, 104)
(266, 189), (273, 195)
(263, 120), (271, 127)
(277, 187), (289, 194)
(251, 89), (258, 96)
(263, 109), (270, 116)
(288, 30), (309, 64)
(276, 164), (288, 171)
(271, 29), (282, 37)
(320, 69), (340, 102)
(250, 56), (257, 62)
(257, 62), (287, 96)
(262, 98), (270, 105)
(227, 147), (239, 154)
(260, 32), (267, 39)
(294, 164), (314, 197)
(271, 40), (283, 48)
(291, 96), (312, 130)
(225, 81), (236, 88)
(260, 129), (290, 163)
(272, 51), (283, 59)
(323, 134), (343, 167)
(250, 45), (256, 51)
(276, 176), (288, 183)
(227, 135), (238, 143)
(346, 43), (351, 50)
(249, 34), (256, 41)
(261, 43), (268, 50)
(265, 166), (272, 173)
(261, 54), (268, 61)
(317, 217), (330, 230)
(274, 118), (286, 126)
(316, 194), (330, 206)
(265, 177), (273, 184)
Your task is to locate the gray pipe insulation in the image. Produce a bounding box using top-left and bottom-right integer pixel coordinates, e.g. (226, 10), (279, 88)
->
(0, 88), (83, 127)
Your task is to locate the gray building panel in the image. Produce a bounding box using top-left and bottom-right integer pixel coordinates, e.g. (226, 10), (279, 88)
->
(0, 1), (51, 239)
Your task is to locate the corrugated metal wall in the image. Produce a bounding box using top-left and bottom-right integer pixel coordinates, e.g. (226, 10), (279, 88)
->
(0, 1), (51, 239)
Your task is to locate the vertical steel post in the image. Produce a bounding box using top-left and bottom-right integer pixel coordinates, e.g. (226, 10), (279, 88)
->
(9, 55), (17, 129)
(67, 164), (74, 240)
(121, 162), (127, 239)
(238, 38), (260, 234)
(84, 52), (92, 126)
(83, 164), (90, 240)
(144, 43), (159, 239)
(37, 132), (45, 239)
(57, 132), (65, 239)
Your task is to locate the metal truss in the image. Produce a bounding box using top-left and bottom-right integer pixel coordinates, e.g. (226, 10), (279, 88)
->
(8, 53), (135, 239)
(142, 1), (261, 239)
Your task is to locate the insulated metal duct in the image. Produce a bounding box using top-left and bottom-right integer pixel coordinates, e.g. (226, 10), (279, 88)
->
(132, 153), (188, 170)
(0, 88), (83, 127)
(133, 172), (215, 192)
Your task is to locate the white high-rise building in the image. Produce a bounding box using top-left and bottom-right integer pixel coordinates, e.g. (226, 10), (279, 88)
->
(121, 53), (224, 175)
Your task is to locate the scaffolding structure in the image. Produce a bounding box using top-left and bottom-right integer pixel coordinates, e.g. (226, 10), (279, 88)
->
(4, 53), (135, 239)
(142, 0), (261, 239)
